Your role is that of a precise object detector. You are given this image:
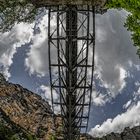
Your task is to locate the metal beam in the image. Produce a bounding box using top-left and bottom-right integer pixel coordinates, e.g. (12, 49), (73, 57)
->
(48, 5), (95, 140)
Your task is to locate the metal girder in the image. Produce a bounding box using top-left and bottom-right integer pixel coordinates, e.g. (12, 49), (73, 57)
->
(48, 5), (95, 140)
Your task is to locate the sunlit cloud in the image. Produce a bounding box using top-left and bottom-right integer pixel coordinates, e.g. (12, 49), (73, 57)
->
(93, 9), (140, 104)
(40, 85), (60, 114)
(89, 101), (140, 137)
(123, 100), (132, 109)
(25, 10), (58, 77)
(0, 22), (33, 79)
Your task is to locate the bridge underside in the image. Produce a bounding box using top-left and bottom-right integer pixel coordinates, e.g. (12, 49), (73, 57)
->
(32, 0), (106, 7)
(48, 5), (95, 140)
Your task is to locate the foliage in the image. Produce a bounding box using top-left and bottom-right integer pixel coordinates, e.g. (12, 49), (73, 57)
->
(26, 134), (38, 140)
(0, 0), (37, 32)
(106, 0), (140, 57)
(0, 123), (37, 140)
(0, 123), (15, 139)
(50, 135), (57, 140)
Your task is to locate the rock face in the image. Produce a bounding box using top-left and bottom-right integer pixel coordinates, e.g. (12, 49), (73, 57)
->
(0, 74), (54, 140)
(0, 73), (140, 140)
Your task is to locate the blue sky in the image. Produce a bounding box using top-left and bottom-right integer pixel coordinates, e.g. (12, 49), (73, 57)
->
(0, 9), (140, 137)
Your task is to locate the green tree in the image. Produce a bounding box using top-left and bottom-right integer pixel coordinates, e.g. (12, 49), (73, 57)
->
(0, 122), (38, 140)
(106, 0), (140, 56)
(0, 0), (37, 32)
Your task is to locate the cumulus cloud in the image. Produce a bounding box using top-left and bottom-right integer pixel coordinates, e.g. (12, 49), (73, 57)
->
(0, 22), (33, 79)
(93, 9), (140, 104)
(40, 85), (60, 114)
(89, 101), (140, 137)
(92, 91), (109, 106)
(25, 10), (57, 77)
(25, 13), (49, 76)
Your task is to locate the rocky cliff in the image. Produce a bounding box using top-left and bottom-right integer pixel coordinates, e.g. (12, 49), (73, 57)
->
(0, 73), (55, 140)
(0, 73), (140, 140)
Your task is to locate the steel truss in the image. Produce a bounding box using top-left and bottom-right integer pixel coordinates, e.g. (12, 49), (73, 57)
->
(48, 5), (95, 140)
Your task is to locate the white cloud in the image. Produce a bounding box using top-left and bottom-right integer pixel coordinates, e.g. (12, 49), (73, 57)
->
(93, 9), (140, 103)
(40, 85), (59, 102)
(101, 65), (127, 96)
(89, 101), (140, 137)
(92, 65), (127, 106)
(40, 85), (52, 102)
(136, 88), (140, 95)
(133, 87), (140, 101)
(96, 27), (107, 43)
(25, 11), (57, 77)
(135, 81), (140, 86)
(123, 100), (132, 109)
(0, 23), (33, 79)
(40, 85), (60, 114)
(25, 13), (48, 77)
(92, 91), (109, 106)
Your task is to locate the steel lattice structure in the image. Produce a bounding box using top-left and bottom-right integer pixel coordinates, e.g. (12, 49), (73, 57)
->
(48, 5), (95, 140)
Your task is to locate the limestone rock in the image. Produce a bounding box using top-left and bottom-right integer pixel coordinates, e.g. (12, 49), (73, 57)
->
(132, 126), (140, 140)
(0, 76), (54, 139)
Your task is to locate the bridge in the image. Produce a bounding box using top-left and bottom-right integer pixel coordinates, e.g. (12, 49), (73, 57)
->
(35, 0), (107, 139)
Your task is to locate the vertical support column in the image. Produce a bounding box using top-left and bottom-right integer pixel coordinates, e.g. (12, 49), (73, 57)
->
(65, 5), (78, 140)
